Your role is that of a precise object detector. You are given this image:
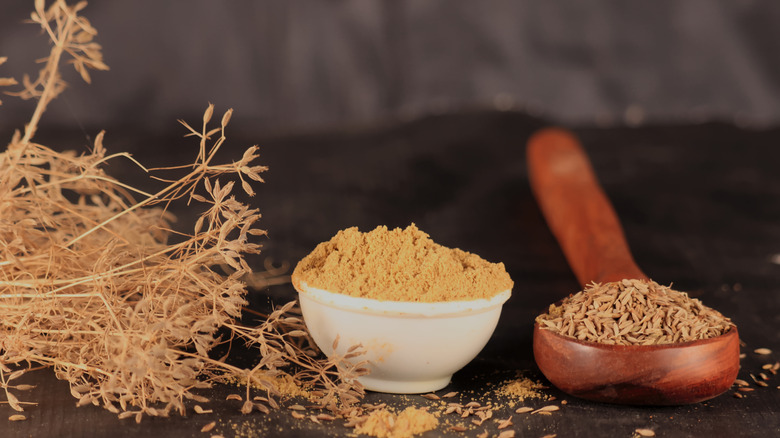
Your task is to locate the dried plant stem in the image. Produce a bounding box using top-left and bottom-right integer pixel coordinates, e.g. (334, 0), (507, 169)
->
(21, 5), (73, 144)
(1, 1), (367, 423)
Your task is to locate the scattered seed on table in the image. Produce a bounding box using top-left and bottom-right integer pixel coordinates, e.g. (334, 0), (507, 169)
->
(194, 405), (213, 414)
(532, 405), (560, 414)
(421, 393), (440, 400)
(225, 394), (242, 401)
(497, 416), (513, 429)
(442, 391), (459, 398)
(754, 348), (772, 355)
(515, 407), (534, 414)
(734, 379), (750, 387)
(635, 429), (656, 437)
(9, 415), (26, 421)
(201, 422), (216, 433)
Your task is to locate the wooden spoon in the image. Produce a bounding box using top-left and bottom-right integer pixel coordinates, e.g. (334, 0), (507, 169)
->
(527, 127), (739, 405)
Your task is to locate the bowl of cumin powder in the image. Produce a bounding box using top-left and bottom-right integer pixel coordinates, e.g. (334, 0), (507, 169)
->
(291, 224), (513, 394)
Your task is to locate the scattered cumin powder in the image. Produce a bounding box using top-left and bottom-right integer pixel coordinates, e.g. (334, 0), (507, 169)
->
(354, 407), (439, 438)
(219, 372), (309, 399)
(292, 224), (513, 302)
(496, 377), (549, 402)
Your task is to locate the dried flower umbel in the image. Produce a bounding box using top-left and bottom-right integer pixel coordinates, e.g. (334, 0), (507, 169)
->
(536, 279), (733, 345)
(1, 0), (365, 422)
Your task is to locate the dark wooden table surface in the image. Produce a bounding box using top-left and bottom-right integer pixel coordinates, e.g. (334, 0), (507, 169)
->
(4, 111), (779, 437)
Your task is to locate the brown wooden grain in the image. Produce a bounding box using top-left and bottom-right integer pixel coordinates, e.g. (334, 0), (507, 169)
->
(527, 128), (648, 285)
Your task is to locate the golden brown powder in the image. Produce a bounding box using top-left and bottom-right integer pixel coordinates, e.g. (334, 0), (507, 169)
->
(272, 374), (310, 398)
(496, 377), (549, 402)
(354, 407), (439, 438)
(218, 372), (311, 400)
(292, 224), (513, 302)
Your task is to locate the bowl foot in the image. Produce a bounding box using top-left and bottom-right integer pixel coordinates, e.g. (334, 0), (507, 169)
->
(359, 375), (451, 394)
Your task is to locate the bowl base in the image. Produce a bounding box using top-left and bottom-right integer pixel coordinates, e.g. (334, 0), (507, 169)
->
(358, 375), (451, 394)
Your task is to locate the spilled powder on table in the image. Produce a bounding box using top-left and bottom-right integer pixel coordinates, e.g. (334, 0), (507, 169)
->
(496, 376), (549, 401)
(292, 224), (513, 302)
(219, 372), (311, 400)
(354, 406), (439, 438)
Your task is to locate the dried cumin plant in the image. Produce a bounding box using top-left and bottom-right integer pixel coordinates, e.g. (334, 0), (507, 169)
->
(0, 57), (18, 105)
(225, 308), (367, 415)
(1, 0), (365, 423)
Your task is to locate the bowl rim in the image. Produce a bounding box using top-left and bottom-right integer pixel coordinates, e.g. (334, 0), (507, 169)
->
(295, 281), (512, 317)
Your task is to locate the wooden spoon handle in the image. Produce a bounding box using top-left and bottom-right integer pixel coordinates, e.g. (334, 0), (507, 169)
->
(527, 128), (648, 286)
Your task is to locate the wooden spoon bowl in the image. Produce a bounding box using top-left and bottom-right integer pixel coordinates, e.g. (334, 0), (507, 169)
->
(527, 128), (740, 405)
(533, 324), (739, 405)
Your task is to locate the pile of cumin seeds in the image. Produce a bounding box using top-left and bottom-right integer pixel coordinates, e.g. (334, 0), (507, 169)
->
(536, 279), (734, 345)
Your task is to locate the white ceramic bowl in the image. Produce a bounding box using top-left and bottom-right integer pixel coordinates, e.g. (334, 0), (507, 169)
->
(294, 281), (512, 394)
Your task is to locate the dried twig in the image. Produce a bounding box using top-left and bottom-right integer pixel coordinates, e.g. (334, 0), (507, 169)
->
(1, 0), (365, 422)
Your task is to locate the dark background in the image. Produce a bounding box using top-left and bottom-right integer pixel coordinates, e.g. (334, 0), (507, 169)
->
(2, 1), (779, 437)
(3, 0), (780, 135)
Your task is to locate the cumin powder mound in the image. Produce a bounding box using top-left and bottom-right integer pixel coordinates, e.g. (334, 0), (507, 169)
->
(496, 377), (548, 402)
(536, 279), (734, 345)
(354, 407), (439, 438)
(292, 224), (513, 302)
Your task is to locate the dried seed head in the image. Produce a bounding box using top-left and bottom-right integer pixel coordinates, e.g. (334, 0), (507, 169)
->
(0, 2), (358, 425)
